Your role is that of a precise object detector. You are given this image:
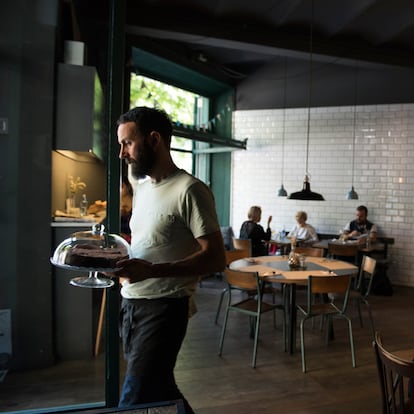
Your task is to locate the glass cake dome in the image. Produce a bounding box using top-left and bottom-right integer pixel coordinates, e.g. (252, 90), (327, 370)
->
(51, 223), (132, 288)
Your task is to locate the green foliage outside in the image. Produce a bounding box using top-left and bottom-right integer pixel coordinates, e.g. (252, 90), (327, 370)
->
(130, 74), (203, 172)
(130, 73), (198, 126)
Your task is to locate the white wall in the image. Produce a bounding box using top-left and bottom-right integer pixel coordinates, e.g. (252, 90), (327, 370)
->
(231, 103), (414, 287)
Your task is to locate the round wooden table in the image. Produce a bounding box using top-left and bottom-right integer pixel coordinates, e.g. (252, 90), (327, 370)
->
(230, 255), (358, 354)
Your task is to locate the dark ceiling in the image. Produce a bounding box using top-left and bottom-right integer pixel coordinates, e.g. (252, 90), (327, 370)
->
(125, 0), (414, 85)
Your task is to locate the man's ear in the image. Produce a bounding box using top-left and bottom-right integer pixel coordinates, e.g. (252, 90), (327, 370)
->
(148, 131), (162, 148)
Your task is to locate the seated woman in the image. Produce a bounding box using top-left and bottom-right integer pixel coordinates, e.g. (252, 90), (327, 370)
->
(288, 211), (318, 246)
(239, 205), (272, 256)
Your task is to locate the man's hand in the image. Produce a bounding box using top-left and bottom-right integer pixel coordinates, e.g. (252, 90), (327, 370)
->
(113, 257), (153, 284)
(112, 230), (226, 285)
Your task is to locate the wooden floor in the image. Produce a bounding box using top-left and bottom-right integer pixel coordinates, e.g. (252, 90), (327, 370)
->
(1, 276), (414, 414)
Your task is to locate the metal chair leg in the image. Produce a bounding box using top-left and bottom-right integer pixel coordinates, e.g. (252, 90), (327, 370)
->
(346, 316), (356, 368)
(252, 315), (261, 368)
(364, 299), (376, 339)
(218, 305), (230, 356)
(215, 288), (227, 324)
(300, 317), (308, 373)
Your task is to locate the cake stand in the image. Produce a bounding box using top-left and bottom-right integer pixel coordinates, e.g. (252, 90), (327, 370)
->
(50, 259), (117, 288)
(50, 223), (131, 289)
(70, 271), (114, 288)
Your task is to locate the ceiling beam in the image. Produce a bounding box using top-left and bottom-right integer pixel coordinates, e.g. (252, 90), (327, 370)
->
(126, 20), (414, 70)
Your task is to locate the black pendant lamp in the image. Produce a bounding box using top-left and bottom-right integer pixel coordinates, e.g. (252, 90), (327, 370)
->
(277, 57), (288, 197)
(346, 62), (359, 200)
(288, 1), (325, 201)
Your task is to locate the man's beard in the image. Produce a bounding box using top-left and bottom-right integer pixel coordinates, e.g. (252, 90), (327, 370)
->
(129, 140), (156, 180)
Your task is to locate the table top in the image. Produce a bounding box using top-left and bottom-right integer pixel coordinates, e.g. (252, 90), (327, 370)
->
(230, 255), (358, 285)
(313, 238), (384, 254)
(268, 236), (292, 246)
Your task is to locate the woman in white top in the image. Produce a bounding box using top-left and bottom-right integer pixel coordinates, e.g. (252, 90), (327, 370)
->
(288, 211), (319, 245)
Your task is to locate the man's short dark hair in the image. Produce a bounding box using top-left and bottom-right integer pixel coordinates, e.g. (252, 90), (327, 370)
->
(357, 205), (368, 215)
(117, 106), (173, 145)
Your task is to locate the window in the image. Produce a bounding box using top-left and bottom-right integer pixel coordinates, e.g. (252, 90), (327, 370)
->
(130, 74), (210, 176)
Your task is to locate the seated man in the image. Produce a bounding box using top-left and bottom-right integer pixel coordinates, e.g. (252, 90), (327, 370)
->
(343, 205), (377, 243)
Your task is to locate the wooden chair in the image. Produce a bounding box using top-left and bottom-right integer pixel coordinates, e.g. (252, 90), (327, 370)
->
(294, 247), (324, 257)
(215, 247), (285, 324)
(294, 246), (325, 319)
(232, 238), (252, 256)
(373, 332), (414, 414)
(215, 248), (250, 324)
(218, 268), (286, 368)
(297, 274), (356, 373)
(328, 242), (359, 264)
(349, 255), (377, 337)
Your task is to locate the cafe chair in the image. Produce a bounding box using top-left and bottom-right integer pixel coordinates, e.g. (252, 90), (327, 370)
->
(297, 274), (356, 373)
(373, 332), (414, 414)
(215, 248), (251, 324)
(232, 238), (252, 256)
(294, 246), (325, 327)
(349, 255), (377, 338)
(218, 268), (286, 368)
(328, 242), (359, 265)
(294, 247), (324, 257)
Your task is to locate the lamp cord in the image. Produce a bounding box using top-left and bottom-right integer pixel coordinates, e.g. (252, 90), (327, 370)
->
(351, 62), (359, 187)
(305, 0), (314, 177)
(281, 57), (287, 182)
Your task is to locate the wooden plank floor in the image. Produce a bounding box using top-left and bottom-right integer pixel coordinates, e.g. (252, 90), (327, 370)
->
(1, 276), (413, 413)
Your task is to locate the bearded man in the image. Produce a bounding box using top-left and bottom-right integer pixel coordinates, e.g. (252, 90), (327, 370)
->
(343, 205), (377, 243)
(114, 106), (226, 413)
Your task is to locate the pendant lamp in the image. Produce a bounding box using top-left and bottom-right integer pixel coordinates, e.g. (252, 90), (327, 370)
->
(288, 0), (325, 201)
(277, 57), (288, 197)
(346, 62), (359, 200)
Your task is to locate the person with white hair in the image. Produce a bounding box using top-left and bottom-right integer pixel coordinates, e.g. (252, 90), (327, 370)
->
(288, 211), (318, 246)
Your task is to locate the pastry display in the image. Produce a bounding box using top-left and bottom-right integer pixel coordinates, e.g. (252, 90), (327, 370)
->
(51, 223), (132, 272)
(64, 244), (128, 268)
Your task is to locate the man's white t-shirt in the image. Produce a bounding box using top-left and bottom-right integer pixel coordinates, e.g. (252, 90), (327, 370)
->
(121, 169), (220, 299)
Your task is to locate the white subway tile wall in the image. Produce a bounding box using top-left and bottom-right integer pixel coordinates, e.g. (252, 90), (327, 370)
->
(231, 104), (414, 287)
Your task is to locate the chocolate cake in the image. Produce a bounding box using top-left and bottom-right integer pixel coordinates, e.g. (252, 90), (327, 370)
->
(65, 244), (128, 268)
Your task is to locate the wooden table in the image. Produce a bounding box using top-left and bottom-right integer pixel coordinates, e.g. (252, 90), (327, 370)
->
(229, 255), (358, 354)
(267, 236), (292, 255)
(313, 238), (386, 257)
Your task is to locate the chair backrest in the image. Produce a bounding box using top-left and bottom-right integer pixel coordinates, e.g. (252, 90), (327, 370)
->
(355, 255), (377, 293)
(224, 268), (259, 291)
(225, 249), (250, 267)
(328, 243), (359, 257)
(309, 275), (351, 295)
(373, 332), (414, 414)
(294, 247), (324, 257)
(306, 275), (352, 313)
(328, 243), (359, 264)
(232, 238), (252, 256)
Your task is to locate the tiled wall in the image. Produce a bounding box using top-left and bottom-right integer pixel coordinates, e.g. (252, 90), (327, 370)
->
(231, 104), (414, 287)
